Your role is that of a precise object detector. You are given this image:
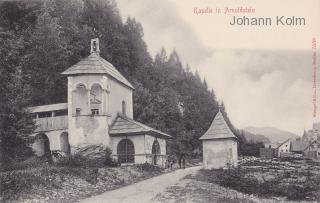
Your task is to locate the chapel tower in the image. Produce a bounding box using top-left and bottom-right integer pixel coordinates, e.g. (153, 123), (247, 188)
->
(61, 38), (134, 148)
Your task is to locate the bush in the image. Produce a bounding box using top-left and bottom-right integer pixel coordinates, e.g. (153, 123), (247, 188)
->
(136, 162), (162, 173)
(55, 147), (118, 168)
(0, 156), (49, 172)
(240, 141), (265, 157)
(104, 147), (119, 167)
(54, 153), (104, 168)
(0, 165), (99, 200)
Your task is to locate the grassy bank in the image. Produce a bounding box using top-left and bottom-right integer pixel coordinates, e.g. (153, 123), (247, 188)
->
(190, 158), (320, 201)
(0, 159), (163, 203)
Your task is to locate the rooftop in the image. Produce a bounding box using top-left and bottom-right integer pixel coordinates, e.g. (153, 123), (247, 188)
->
(28, 103), (68, 113)
(199, 111), (237, 140)
(61, 38), (134, 90)
(109, 114), (171, 139)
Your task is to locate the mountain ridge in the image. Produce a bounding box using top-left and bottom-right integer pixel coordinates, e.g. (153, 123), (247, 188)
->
(244, 126), (300, 143)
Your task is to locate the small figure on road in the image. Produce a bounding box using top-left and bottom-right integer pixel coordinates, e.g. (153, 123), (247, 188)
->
(178, 156), (182, 168)
(182, 156), (186, 169)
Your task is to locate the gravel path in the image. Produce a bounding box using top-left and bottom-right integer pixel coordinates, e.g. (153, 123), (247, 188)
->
(80, 166), (201, 203)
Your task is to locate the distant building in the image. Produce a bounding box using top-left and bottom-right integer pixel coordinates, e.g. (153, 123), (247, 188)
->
(199, 110), (238, 169)
(276, 139), (292, 157)
(303, 140), (320, 159)
(290, 139), (306, 154)
(303, 123), (320, 142)
(260, 147), (276, 159)
(28, 38), (171, 166)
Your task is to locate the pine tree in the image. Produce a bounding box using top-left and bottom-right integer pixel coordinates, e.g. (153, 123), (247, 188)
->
(0, 31), (34, 165)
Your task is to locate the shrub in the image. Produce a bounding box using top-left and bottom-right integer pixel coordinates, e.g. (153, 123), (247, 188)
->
(0, 156), (49, 172)
(55, 147), (118, 168)
(136, 162), (162, 173)
(104, 147), (119, 167)
(54, 153), (103, 168)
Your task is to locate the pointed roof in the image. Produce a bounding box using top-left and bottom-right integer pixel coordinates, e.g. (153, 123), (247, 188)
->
(291, 140), (307, 152)
(199, 111), (237, 140)
(61, 52), (134, 89)
(109, 114), (171, 139)
(304, 140), (320, 151)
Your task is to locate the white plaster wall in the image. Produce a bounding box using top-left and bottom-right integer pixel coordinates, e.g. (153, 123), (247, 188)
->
(108, 78), (133, 121)
(278, 140), (291, 157)
(70, 75), (109, 115)
(68, 75), (110, 148)
(145, 135), (166, 155)
(72, 86), (88, 115)
(111, 135), (145, 164)
(32, 130), (68, 155)
(202, 139), (238, 169)
(46, 130), (66, 151)
(67, 75), (133, 149)
(68, 116), (109, 147)
(144, 135), (167, 166)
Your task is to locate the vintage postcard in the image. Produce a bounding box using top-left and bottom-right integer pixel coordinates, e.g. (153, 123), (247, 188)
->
(0, 0), (319, 202)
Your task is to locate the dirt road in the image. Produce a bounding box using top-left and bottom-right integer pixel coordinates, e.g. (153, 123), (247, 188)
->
(80, 166), (201, 203)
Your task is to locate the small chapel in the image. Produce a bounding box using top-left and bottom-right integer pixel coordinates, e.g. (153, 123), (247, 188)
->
(29, 38), (171, 166)
(200, 110), (238, 169)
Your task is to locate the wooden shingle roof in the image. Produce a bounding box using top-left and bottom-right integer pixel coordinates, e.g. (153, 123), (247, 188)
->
(109, 114), (171, 139)
(61, 53), (134, 89)
(28, 103), (68, 113)
(291, 140), (307, 152)
(199, 111), (237, 140)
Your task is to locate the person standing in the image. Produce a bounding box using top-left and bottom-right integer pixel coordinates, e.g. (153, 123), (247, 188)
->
(178, 156), (182, 169)
(182, 156), (186, 169)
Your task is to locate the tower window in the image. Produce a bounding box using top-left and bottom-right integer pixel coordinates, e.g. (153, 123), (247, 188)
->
(76, 108), (81, 116)
(122, 101), (126, 115)
(93, 41), (97, 52)
(91, 109), (99, 115)
(90, 84), (103, 115)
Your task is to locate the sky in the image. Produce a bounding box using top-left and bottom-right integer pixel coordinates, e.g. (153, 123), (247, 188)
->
(116, 0), (320, 135)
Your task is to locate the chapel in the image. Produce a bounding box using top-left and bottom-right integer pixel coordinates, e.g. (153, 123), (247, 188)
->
(29, 38), (171, 166)
(200, 110), (238, 169)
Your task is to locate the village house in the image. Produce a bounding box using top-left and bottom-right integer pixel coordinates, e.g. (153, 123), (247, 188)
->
(303, 140), (320, 159)
(200, 110), (238, 169)
(276, 139), (292, 157)
(290, 138), (306, 154)
(303, 123), (320, 143)
(29, 38), (171, 166)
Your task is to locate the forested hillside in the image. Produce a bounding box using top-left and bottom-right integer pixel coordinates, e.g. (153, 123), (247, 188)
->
(0, 0), (245, 161)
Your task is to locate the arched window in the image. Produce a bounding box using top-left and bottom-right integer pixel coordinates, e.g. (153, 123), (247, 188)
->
(122, 100), (126, 115)
(117, 139), (135, 163)
(90, 84), (103, 115)
(73, 83), (88, 116)
(152, 140), (161, 165)
(34, 133), (51, 157)
(60, 132), (70, 154)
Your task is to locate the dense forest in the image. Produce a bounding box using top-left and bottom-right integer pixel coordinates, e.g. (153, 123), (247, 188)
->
(0, 0), (248, 163)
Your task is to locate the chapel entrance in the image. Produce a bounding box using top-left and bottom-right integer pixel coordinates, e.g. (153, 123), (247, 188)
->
(34, 133), (51, 157)
(60, 132), (70, 154)
(152, 140), (161, 165)
(117, 139), (135, 164)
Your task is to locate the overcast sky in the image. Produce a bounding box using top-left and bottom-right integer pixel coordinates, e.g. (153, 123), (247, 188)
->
(116, 0), (320, 135)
